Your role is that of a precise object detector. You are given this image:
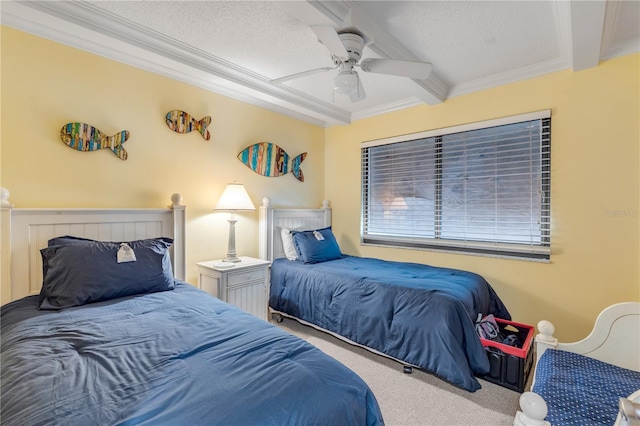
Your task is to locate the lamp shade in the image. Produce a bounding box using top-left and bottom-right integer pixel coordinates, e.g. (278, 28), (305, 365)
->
(214, 182), (255, 211)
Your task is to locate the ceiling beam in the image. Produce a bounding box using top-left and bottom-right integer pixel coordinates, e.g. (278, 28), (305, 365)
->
(568, 0), (607, 71)
(344, 3), (447, 105)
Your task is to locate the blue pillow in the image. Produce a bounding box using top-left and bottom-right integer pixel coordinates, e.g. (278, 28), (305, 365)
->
(39, 237), (175, 310)
(292, 227), (343, 264)
(48, 235), (99, 246)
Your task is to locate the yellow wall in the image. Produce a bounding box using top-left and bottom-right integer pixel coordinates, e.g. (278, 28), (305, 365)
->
(0, 27), (325, 285)
(2, 26), (639, 341)
(326, 53), (640, 341)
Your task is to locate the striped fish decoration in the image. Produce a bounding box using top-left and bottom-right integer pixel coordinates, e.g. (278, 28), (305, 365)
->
(60, 122), (129, 160)
(165, 110), (211, 140)
(237, 142), (307, 182)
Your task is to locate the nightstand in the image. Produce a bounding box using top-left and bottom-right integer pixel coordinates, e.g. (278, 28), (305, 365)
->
(197, 256), (271, 321)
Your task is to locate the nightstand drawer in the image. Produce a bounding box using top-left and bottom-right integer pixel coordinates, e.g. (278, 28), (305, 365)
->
(228, 268), (266, 286)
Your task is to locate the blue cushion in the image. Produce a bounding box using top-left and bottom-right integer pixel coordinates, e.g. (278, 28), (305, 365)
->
(292, 227), (343, 264)
(39, 237), (175, 310)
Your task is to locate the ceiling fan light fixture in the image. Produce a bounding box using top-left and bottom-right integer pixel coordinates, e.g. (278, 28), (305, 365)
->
(334, 70), (358, 96)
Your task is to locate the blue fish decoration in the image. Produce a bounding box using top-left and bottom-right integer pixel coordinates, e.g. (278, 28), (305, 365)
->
(166, 110), (211, 140)
(60, 122), (129, 160)
(238, 142), (307, 182)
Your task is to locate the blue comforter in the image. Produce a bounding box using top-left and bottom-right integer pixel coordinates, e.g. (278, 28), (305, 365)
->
(269, 256), (510, 392)
(1, 282), (383, 426)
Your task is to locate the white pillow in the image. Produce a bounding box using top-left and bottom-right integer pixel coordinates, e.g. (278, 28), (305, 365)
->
(280, 227), (298, 261)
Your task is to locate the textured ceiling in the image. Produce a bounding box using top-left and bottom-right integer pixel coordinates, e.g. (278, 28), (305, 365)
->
(2, 0), (638, 127)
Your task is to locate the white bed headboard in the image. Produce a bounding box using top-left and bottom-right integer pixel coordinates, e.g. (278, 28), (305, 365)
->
(536, 301), (640, 372)
(0, 188), (186, 305)
(258, 197), (331, 262)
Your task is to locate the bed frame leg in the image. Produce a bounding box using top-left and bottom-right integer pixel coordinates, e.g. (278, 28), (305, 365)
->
(403, 365), (413, 374)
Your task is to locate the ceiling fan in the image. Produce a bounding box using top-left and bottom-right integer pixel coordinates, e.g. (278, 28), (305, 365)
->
(271, 26), (433, 102)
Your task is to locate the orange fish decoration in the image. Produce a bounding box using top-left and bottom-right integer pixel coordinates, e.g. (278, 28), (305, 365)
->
(165, 110), (211, 140)
(60, 122), (129, 160)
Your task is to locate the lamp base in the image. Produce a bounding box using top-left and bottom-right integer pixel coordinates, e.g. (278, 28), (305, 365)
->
(222, 217), (242, 263)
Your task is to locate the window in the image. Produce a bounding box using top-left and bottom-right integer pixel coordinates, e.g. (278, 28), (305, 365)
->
(361, 110), (551, 261)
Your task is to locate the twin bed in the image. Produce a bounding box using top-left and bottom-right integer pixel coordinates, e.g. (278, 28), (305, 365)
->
(0, 192), (383, 425)
(258, 198), (511, 393)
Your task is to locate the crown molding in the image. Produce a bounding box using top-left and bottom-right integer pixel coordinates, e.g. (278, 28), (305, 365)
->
(447, 56), (570, 100)
(351, 98), (424, 122)
(1, 0), (354, 127)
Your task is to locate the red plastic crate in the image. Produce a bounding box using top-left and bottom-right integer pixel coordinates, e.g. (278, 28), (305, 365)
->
(478, 318), (534, 392)
(480, 318), (534, 357)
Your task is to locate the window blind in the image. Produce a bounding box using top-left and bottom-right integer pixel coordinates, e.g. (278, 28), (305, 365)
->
(361, 111), (551, 261)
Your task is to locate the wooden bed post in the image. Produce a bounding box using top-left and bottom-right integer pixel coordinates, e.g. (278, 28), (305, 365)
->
(321, 200), (332, 227)
(514, 392), (550, 426)
(258, 197), (273, 261)
(1, 188), (13, 305)
(534, 320), (558, 362)
(170, 193), (186, 281)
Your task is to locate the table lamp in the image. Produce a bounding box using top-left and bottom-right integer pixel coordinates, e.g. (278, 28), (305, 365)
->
(214, 182), (255, 263)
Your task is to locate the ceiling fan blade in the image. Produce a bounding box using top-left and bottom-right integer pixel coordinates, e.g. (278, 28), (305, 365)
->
(270, 66), (336, 84)
(311, 26), (349, 60)
(359, 58), (432, 80)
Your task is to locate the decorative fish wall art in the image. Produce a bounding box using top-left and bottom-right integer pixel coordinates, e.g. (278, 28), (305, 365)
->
(165, 110), (211, 140)
(237, 142), (307, 182)
(60, 122), (130, 160)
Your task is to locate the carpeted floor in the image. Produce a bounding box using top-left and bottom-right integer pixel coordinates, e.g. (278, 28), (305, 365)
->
(274, 316), (527, 426)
